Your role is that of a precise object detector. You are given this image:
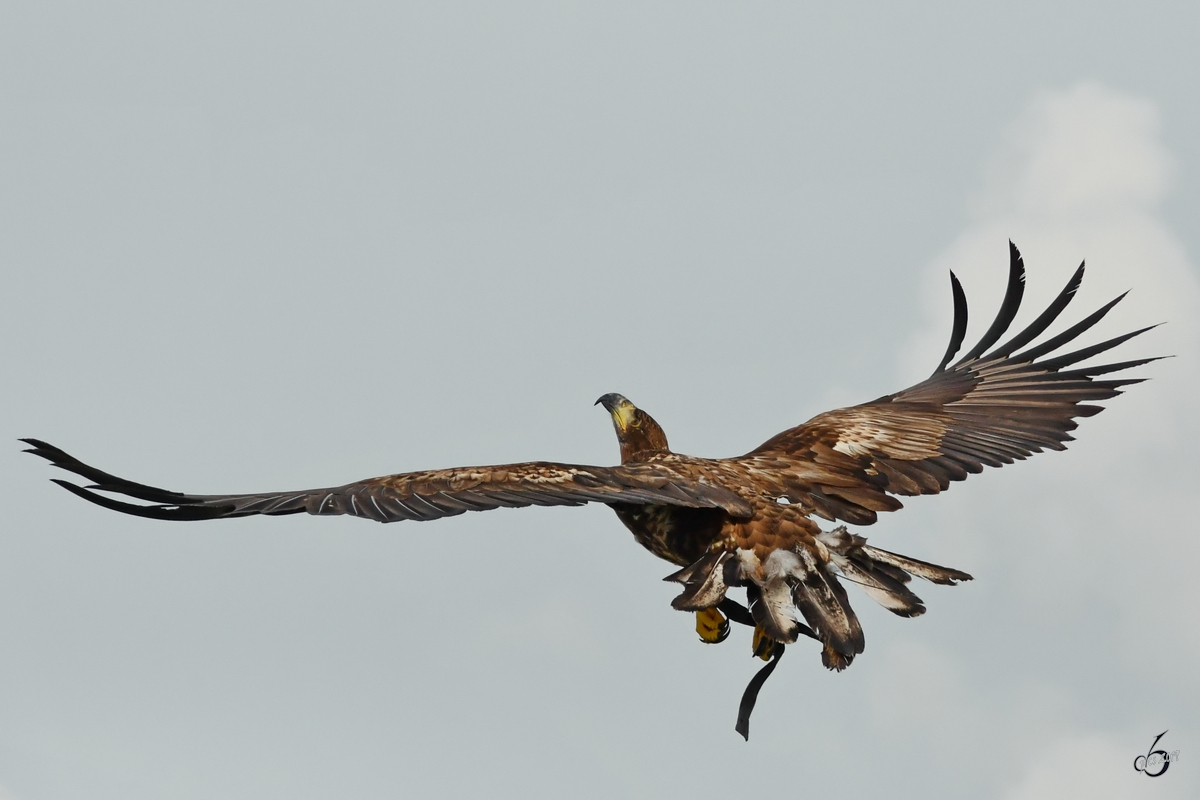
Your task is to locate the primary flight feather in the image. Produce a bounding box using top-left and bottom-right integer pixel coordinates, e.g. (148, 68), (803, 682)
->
(24, 242), (1158, 738)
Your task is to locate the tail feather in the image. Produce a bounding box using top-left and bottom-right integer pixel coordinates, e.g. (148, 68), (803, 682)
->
(784, 546), (865, 668)
(817, 525), (972, 617)
(836, 558), (926, 618)
(743, 546), (864, 656)
(747, 573), (804, 643)
(858, 543), (973, 585)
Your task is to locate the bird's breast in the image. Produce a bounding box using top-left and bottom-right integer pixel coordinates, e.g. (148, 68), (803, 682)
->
(609, 503), (729, 567)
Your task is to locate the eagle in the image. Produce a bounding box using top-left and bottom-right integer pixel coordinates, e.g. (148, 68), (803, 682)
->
(24, 243), (1157, 738)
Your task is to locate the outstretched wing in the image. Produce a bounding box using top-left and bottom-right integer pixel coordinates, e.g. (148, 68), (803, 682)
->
(742, 242), (1160, 525)
(22, 439), (753, 522)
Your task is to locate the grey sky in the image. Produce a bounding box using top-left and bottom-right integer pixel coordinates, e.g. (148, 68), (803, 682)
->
(2, 3), (1198, 798)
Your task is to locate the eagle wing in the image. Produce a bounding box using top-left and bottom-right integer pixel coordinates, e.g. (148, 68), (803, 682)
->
(741, 242), (1160, 525)
(22, 439), (753, 522)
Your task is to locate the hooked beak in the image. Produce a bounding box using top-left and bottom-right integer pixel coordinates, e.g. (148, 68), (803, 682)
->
(595, 393), (625, 412)
(595, 393), (636, 431)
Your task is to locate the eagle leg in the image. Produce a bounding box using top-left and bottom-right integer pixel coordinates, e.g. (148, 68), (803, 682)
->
(695, 608), (731, 644)
(752, 625), (778, 661)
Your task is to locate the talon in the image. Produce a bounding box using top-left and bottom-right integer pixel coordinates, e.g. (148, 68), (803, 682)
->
(752, 625), (777, 661)
(695, 608), (730, 644)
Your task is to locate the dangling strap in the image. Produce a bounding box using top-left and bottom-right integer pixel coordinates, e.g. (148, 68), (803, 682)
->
(734, 642), (784, 740)
(717, 597), (794, 740)
(718, 597), (756, 626)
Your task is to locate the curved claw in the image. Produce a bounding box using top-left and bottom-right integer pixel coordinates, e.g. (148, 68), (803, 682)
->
(695, 608), (730, 644)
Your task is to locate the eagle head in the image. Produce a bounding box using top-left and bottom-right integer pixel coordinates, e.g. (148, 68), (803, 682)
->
(595, 393), (670, 463)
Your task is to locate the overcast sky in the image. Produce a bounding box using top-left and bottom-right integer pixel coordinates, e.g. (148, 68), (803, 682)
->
(2, 3), (1198, 799)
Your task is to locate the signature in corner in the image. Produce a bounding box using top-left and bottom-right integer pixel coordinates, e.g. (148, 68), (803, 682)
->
(1133, 731), (1180, 778)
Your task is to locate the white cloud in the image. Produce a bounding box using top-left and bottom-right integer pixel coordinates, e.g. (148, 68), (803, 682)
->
(900, 82), (1200, 797)
(974, 83), (1174, 222)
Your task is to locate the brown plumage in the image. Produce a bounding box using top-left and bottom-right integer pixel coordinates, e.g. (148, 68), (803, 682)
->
(23, 242), (1158, 738)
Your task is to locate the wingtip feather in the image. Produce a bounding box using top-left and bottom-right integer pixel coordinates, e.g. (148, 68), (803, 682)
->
(934, 271), (969, 373)
(953, 241), (1027, 366)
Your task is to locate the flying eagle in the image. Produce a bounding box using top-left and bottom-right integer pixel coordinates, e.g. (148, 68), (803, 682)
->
(24, 243), (1157, 738)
